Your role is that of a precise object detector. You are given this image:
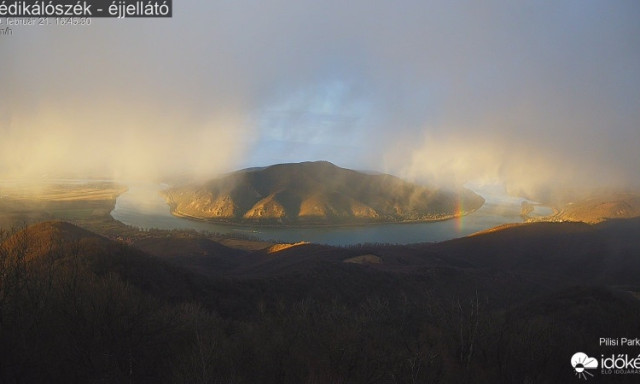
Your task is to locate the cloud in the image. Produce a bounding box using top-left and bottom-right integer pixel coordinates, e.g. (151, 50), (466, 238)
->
(1, 0), (639, 195)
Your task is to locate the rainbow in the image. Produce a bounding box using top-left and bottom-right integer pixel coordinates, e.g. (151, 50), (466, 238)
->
(454, 195), (464, 232)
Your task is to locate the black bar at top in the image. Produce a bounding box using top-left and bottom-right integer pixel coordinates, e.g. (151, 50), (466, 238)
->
(0, 0), (173, 18)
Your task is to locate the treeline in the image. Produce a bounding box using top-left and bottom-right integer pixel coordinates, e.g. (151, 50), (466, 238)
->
(1, 223), (639, 383)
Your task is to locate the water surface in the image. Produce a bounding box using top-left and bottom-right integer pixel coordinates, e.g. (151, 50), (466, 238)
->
(111, 182), (548, 245)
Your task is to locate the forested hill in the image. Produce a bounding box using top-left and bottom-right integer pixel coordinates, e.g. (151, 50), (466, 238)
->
(163, 161), (484, 225)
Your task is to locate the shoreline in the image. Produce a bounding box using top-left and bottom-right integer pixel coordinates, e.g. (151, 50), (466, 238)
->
(167, 206), (483, 230)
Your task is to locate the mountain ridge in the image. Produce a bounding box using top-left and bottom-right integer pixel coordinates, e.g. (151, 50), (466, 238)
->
(163, 161), (485, 226)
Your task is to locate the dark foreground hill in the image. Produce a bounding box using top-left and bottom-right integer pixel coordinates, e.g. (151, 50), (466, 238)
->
(163, 161), (484, 225)
(1, 219), (640, 383)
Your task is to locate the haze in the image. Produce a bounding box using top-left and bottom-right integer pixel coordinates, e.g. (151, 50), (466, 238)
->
(1, 0), (639, 198)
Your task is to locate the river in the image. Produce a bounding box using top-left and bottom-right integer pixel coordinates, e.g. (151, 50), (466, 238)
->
(110, 182), (553, 245)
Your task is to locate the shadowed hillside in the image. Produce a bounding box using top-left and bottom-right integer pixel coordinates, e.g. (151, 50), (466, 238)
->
(2, 220), (640, 383)
(163, 161), (484, 225)
(0, 222), (210, 383)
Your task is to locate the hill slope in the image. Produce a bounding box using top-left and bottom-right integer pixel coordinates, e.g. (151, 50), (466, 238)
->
(550, 192), (640, 223)
(163, 161), (484, 225)
(2, 220), (640, 383)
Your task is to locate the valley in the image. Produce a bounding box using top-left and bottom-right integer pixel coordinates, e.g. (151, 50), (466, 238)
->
(1, 173), (639, 383)
(4, 2), (638, 382)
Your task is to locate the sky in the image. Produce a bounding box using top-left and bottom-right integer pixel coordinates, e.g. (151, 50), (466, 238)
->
(1, 0), (639, 198)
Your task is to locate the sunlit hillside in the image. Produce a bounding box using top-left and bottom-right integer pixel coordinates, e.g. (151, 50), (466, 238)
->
(164, 161), (484, 225)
